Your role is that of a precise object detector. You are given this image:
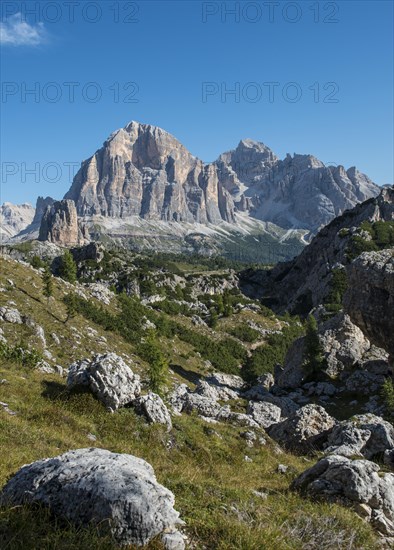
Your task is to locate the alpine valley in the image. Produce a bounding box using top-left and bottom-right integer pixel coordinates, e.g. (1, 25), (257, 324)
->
(1, 122), (393, 550)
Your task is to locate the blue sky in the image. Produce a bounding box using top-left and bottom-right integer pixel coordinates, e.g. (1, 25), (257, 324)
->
(1, 0), (393, 205)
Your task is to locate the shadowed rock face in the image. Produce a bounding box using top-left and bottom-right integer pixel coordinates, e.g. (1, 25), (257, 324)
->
(38, 199), (83, 246)
(64, 120), (379, 230)
(344, 249), (394, 357)
(240, 186), (394, 314)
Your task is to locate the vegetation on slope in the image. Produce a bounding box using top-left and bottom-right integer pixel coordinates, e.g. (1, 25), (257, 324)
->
(0, 251), (382, 548)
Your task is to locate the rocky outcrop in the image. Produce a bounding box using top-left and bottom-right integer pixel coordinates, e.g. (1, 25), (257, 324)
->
(240, 186), (393, 314)
(67, 353), (141, 411)
(0, 306), (22, 324)
(268, 404), (336, 453)
(344, 249), (394, 356)
(39, 199), (85, 246)
(195, 380), (239, 401)
(63, 120), (378, 232)
(292, 454), (394, 537)
(276, 312), (372, 389)
(0, 448), (185, 548)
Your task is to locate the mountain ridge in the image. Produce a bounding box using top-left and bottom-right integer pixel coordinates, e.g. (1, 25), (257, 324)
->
(64, 120), (380, 232)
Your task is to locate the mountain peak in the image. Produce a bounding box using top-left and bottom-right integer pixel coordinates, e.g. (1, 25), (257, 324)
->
(62, 120), (379, 233)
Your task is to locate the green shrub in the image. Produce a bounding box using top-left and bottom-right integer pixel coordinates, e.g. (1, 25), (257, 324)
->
(325, 268), (348, 311)
(138, 331), (168, 395)
(381, 379), (394, 418)
(302, 315), (326, 376)
(243, 321), (304, 381)
(0, 341), (42, 368)
(230, 324), (260, 343)
(31, 255), (46, 269)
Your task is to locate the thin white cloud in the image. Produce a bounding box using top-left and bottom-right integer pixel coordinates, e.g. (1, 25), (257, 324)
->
(0, 13), (47, 46)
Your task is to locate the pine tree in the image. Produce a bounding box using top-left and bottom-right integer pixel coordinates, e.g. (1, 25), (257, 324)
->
(209, 307), (218, 329)
(59, 250), (77, 284)
(42, 265), (53, 304)
(140, 331), (168, 395)
(303, 315), (325, 374)
(223, 290), (233, 317)
(64, 293), (78, 323)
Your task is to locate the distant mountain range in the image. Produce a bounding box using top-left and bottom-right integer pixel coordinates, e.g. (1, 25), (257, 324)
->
(1, 121), (382, 259)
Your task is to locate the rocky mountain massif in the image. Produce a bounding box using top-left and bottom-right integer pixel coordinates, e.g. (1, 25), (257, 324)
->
(1, 122), (380, 262)
(0, 185), (393, 548)
(64, 121), (379, 232)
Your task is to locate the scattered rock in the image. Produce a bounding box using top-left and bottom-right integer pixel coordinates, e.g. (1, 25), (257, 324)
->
(67, 353), (141, 411)
(325, 414), (394, 460)
(168, 384), (190, 415)
(0, 401), (17, 416)
(247, 401), (281, 429)
(277, 464), (288, 474)
(344, 369), (385, 395)
(240, 430), (257, 447)
(85, 282), (113, 305)
(256, 373), (275, 390)
(206, 372), (245, 391)
(292, 454), (394, 537)
(0, 306), (22, 324)
(195, 380), (239, 401)
(268, 404), (336, 453)
(0, 448), (185, 547)
(319, 312), (370, 376)
(134, 392), (172, 431)
(182, 393), (223, 419)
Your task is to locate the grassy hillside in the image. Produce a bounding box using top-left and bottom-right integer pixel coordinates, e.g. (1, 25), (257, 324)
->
(0, 255), (380, 549)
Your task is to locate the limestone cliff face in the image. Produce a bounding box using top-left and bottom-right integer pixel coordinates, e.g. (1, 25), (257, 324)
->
(38, 200), (84, 246)
(0, 202), (35, 241)
(344, 249), (394, 356)
(65, 122), (234, 224)
(64, 121), (379, 230)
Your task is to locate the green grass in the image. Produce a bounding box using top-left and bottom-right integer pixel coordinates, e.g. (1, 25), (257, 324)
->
(0, 256), (380, 549)
(0, 360), (378, 549)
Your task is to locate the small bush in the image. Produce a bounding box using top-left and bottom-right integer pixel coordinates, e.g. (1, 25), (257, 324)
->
(0, 341), (43, 368)
(381, 379), (394, 418)
(230, 324), (260, 343)
(243, 321), (304, 381)
(302, 315), (326, 376)
(138, 331), (169, 395)
(31, 255), (46, 269)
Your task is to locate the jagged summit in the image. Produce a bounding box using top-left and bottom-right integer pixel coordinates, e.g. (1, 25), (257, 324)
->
(63, 121), (379, 231)
(1, 122), (381, 243)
